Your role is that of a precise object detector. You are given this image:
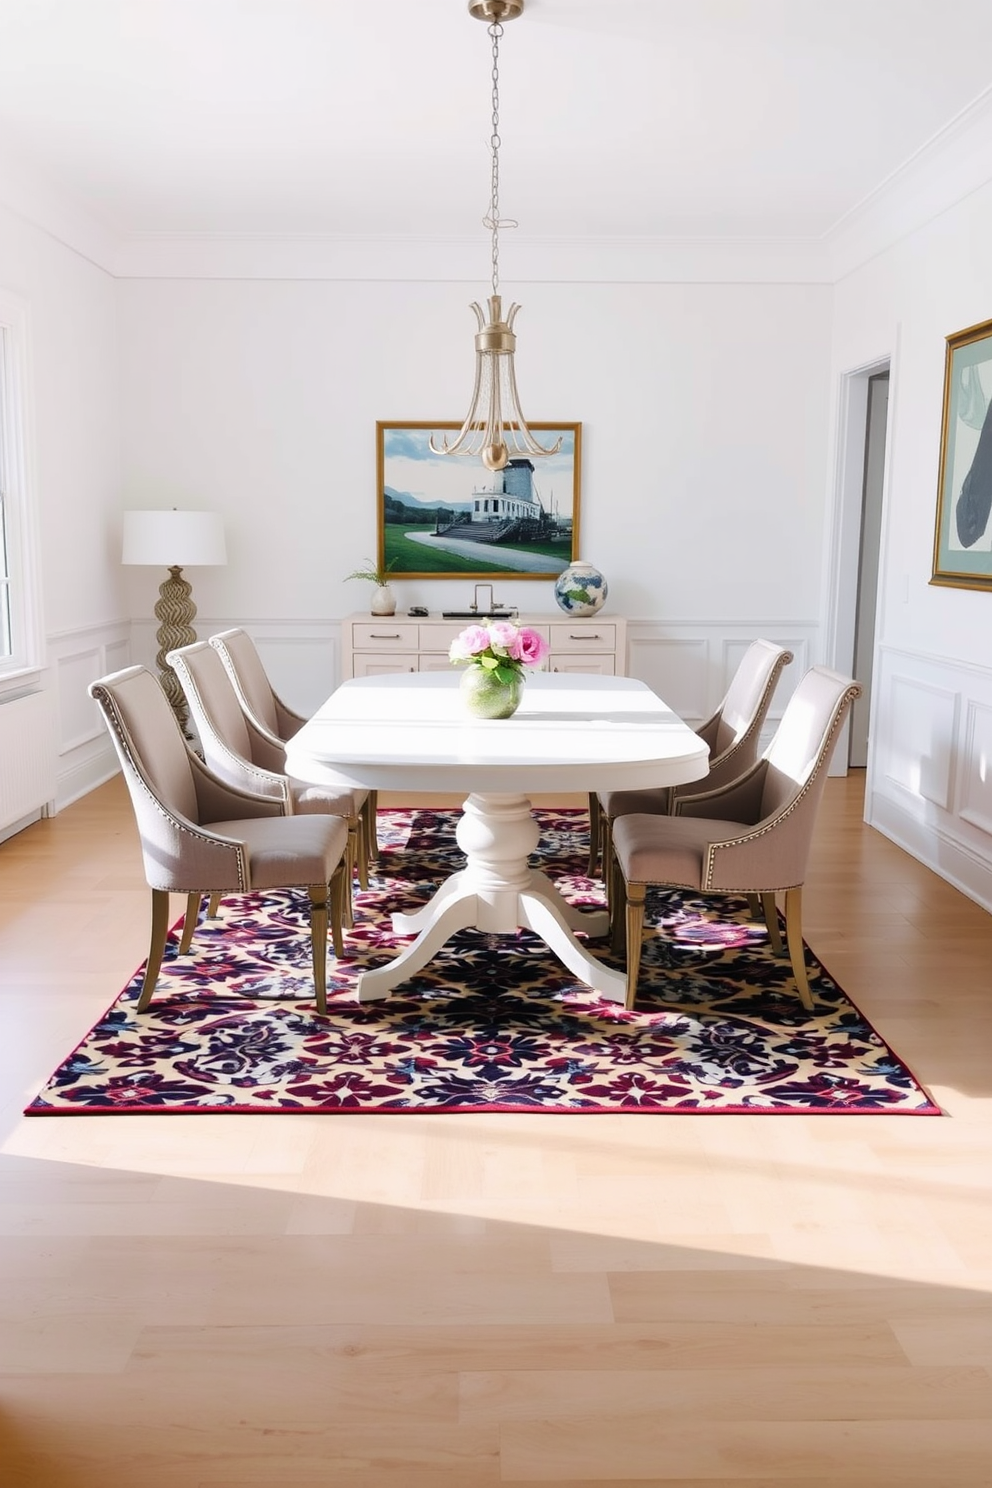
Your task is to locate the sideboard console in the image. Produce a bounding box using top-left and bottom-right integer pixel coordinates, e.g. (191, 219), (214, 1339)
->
(341, 612), (627, 679)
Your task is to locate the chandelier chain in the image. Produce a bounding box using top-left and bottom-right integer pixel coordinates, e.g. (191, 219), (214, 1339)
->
(489, 20), (502, 296)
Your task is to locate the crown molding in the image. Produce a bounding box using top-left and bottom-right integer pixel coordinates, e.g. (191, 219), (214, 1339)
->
(826, 83), (992, 281)
(3, 88), (992, 288)
(0, 141), (118, 277)
(109, 232), (831, 283)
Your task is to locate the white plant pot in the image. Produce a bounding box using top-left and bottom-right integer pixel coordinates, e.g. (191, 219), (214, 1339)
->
(370, 584), (397, 616)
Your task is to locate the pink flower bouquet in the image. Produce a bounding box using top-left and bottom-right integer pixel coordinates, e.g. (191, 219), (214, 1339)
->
(449, 619), (550, 686)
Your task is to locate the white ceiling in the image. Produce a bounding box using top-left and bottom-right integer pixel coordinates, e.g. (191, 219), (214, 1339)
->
(1, 0), (991, 243)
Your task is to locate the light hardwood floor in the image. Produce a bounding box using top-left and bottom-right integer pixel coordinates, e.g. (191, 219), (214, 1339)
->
(0, 773), (989, 1486)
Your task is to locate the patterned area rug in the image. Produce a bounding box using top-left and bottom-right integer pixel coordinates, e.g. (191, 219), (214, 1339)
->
(26, 808), (939, 1116)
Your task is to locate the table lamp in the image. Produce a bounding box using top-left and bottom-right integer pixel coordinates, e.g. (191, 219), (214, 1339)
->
(122, 509), (227, 734)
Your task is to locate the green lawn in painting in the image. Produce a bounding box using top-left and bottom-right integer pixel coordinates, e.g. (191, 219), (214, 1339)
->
(384, 524), (571, 576)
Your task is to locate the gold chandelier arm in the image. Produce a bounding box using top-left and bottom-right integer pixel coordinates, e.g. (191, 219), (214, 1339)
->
(502, 350), (562, 458)
(430, 305), (488, 455)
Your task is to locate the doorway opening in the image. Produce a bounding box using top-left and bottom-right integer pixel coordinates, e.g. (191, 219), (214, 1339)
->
(828, 356), (891, 778)
(850, 371), (889, 767)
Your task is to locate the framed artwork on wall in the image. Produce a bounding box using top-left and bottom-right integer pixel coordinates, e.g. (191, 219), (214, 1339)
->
(931, 317), (992, 591)
(375, 421), (581, 581)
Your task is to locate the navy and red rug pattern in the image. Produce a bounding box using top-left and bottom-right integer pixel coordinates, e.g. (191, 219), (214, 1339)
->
(26, 808), (939, 1116)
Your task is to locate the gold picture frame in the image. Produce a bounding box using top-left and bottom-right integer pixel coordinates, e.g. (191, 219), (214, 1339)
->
(376, 421), (581, 581)
(931, 317), (992, 591)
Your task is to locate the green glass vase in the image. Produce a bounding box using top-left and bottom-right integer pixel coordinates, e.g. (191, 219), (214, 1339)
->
(459, 665), (523, 719)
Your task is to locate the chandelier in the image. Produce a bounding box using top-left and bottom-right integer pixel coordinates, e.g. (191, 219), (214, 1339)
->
(430, 0), (561, 474)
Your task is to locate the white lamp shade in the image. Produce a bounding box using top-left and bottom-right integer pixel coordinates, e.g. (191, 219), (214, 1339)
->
(122, 510), (227, 567)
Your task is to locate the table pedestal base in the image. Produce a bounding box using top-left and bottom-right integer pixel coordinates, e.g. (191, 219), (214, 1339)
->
(357, 792), (626, 1004)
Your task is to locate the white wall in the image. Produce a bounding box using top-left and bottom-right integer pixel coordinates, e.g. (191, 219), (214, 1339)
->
(117, 277), (833, 626)
(0, 205), (121, 635)
(831, 178), (992, 908)
(0, 201), (127, 820)
(6, 152), (991, 911)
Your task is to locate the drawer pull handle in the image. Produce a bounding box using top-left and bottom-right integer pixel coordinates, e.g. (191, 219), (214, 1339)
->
(369, 633), (402, 640)
(571, 633), (600, 640)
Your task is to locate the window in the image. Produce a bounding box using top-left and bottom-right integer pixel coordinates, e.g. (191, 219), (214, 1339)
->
(0, 330), (13, 657)
(0, 295), (41, 681)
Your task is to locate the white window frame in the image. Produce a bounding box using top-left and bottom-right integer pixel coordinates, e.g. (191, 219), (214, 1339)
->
(0, 289), (43, 688)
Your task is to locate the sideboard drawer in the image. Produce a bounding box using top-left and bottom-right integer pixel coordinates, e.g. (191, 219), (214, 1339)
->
(351, 622), (421, 651)
(549, 622), (617, 653)
(420, 623), (470, 654)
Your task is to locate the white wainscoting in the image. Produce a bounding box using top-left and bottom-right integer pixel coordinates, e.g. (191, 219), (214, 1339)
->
(625, 621), (816, 749)
(869, 645), (992, 913)
(128, 617), (342, 719)
(48, 621), (132, 811)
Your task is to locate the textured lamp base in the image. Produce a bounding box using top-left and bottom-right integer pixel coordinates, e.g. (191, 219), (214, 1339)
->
(154, 565), (197, 734)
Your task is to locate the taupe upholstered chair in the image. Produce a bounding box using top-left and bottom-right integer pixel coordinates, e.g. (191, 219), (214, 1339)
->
(169, 640), (363, 924)
(89, 666), (348, 1015)
(610, 666), (861, 1012)
(208, 627), (377, 872)
(588, 638), (793, 875)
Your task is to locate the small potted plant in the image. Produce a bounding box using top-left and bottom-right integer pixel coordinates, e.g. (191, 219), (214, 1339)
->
(346, 557), (398, 615)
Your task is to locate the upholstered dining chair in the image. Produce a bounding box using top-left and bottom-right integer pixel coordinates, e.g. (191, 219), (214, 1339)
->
(169, 640), (364, 925)
(208, 627), (377, 873)
(609, 666), (861, 1012)
(89, 665), (348, 1015)
(588, 638), (794, 875)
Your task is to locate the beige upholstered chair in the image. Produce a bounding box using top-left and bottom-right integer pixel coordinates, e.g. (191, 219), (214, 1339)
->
(89, 666), (348, 1015)
(208, 627), (377, 872)
(610, 666), (861, 1012)
(169, 640), (364, 923)
(588, 638), (793, 874)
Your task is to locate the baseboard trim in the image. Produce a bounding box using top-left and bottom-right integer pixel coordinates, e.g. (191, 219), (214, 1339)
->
(868, 788), (992, 915)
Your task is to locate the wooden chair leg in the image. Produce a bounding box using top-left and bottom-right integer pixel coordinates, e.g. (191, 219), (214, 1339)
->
(624, 882), (647, 1011)
(746, 893), (763, 922)
(137, 888), (172, 1012)
(364, 792), (379, 863)
(308, 883), (330, 1016)
(610, 847), (626, 953)
(330, 863), (346, 960)
(784, 886), (814, 1011)
(178, 890), (202, 955)
(587, 791), (601, 876)
(343, 820), (360, 923)
(351, 815), (369, 893)
(761, 891), (784, 955)
(207, 892), (222, 917)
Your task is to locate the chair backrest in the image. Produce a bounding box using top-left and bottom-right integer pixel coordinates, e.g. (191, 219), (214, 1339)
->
(760, 665), (862, 821)
(90, 665), (199, 824)
(689, 639), (793, 797)
(209, 628), (283, 737)
(702, 666), (861, 893)
(89, 665), (212, 890)
(168, 641), (285, 799)
(709, 639), (793, 758)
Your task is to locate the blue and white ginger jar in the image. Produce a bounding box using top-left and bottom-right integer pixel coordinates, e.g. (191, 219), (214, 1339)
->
(554, 560), (608, 617)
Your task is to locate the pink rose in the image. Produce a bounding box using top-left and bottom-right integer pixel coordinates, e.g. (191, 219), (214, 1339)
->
(487, 621), (519, 657)
(449, 624), (492, 662)
(516, 627), (550, 666)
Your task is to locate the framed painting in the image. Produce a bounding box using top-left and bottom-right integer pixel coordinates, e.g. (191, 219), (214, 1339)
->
(931, 317), (992, 591)
(376, 421), (581, 581)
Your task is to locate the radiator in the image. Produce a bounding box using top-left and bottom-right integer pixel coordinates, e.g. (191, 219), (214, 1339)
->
(0, 689), (56, 831)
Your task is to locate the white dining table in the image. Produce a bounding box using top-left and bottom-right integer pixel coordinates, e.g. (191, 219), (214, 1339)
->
(285, 671), (709, 1005)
